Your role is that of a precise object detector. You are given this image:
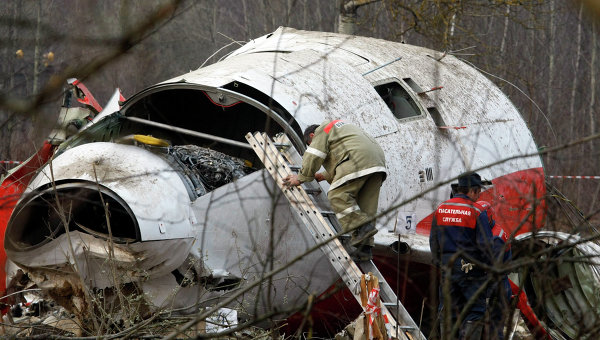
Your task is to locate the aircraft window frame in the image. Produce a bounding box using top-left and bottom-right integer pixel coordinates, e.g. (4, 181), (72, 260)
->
(372, 78), (426, 123)
(427, 106), (447, 127)
(402, 78), (423, 93)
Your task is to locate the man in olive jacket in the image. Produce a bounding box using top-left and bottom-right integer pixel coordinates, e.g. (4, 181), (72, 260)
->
(283, 120), (387, 260)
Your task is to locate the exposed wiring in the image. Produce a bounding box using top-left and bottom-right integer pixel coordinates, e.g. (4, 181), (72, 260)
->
(200, 41), (245, 68)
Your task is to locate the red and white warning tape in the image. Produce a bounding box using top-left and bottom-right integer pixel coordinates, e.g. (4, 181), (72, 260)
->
(364, 287), (393, 340)
(548, 175), (600, 179)
(365, 287), (381, 327)
(0, 161), (22, 165)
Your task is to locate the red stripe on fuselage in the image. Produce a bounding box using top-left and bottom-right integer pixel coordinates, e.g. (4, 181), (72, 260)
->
(417, 167), (546, 236)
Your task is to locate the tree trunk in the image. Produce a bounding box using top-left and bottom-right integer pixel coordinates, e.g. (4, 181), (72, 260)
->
(500, 4), (510, 57)
(570, 2), (583, 140)
(448, 12), (457, 48)
(527, 11), (537, 127)
(546, 0), (555, 119)
(33, 0), (42, 95)
(242, 0), (249, 40)
(571, 2), (584, 207)
(337, 0), (381, 35)
(285, 0), (293, 26)
(211, 3), (217, 43)
(338, 1), (357, 35)
(589, 21), (597, 146)
(303, 0), (308, 29)
(261, 0), (269, 33)
(317, 0), (325, 31)
(1, 2), (18, 163)
(8, 2), (21, 93)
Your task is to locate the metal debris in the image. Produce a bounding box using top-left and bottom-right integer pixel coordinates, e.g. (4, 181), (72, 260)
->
(169, 145), (253, 193)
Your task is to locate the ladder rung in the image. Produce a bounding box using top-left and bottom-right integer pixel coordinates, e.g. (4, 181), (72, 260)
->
(289, 165), (300, 172)
(321, 210), (335, 216)
(303, 187), (322, 195)
(274, 143), (291, 150)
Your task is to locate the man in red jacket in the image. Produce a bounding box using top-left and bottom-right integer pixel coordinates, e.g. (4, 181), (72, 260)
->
(430, 172), (496, 340)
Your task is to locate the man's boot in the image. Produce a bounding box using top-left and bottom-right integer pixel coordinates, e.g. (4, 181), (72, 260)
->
(350, 244), (372, 262)
(350, 222), (376, 247)
(461, 320), (483, 340)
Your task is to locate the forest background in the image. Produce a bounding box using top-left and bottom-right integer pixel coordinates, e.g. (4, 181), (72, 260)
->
(0, 0), (599, 223)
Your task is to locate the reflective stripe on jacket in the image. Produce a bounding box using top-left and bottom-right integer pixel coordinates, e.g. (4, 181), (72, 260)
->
(297, 120), (387, 190)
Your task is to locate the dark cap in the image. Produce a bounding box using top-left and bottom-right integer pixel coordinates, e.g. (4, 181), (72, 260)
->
(457, 172), (491, 188)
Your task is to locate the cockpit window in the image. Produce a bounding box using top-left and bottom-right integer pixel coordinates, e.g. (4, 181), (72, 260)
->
(374, 81), (423, 120)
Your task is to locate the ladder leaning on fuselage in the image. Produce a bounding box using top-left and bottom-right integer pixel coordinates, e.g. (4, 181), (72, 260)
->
(245, 131), (425, 340)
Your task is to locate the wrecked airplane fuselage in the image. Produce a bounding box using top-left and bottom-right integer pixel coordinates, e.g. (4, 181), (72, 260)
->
(3, 27), (599, 338)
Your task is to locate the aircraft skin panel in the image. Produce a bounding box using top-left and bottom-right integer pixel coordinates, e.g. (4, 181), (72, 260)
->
(179, 49), (400, 138)
(438, 68), (541, 171)
(189, 170), (339, 314)
(227, 27), (435, 69)
(221, 27), (540, 175)
(160, 53), (271, 88)
(8, 232), (194, 290)
(374, 116), (458, 226)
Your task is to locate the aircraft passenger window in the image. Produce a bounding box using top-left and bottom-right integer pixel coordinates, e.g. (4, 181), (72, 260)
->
(374, 82), (422, 120)
(402, 78), (423, 93)
(428, 107), (446, 127)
